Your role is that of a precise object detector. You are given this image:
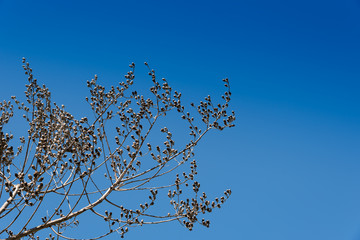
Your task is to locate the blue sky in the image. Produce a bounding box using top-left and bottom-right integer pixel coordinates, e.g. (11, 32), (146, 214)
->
(0, 0), (360, 239)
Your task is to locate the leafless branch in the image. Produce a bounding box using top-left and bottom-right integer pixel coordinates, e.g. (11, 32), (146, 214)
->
(0, 59), (235, 239)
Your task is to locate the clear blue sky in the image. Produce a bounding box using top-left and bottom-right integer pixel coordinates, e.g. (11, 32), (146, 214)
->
(1, 0), (360, 239)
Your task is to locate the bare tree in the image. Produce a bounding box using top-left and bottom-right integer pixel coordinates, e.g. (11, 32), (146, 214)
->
(0, 58), (235, 239)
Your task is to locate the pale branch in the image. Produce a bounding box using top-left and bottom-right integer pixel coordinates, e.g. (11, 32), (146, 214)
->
(0, 59), (235, 239)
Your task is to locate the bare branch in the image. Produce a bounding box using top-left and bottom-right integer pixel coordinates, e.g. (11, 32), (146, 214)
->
(0, 59), (235, 239)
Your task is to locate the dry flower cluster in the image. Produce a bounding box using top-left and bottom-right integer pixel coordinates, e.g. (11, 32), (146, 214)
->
(0, 58), (235, 239)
